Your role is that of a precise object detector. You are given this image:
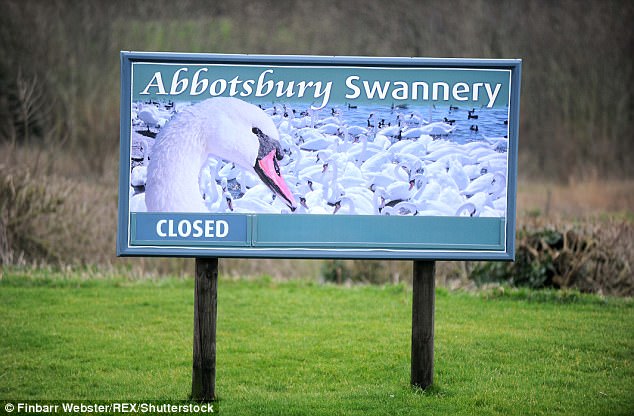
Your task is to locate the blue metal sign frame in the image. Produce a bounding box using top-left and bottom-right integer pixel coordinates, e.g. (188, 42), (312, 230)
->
(117, 52), (521, 260)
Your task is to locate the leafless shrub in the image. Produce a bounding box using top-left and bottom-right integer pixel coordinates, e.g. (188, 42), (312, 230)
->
(571, 221), (633, 295)
(0, 165), (65, 264)
(471, 219), (634, 296)
(0, 159), (119, 267)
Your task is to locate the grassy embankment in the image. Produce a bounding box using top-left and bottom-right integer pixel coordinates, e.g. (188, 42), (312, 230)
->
(1, 270), (632, 415)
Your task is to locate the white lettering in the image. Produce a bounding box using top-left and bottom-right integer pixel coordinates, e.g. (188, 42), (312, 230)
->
(156, 219), (230, 238)
(311, 81), (333, 110)
(137, 67), (505, 111)
(140, 72), (167, 95)
(205, 220), (215, 237)
(170, 68), (189, 95)
(256, 69), (274, 97)
(275, 80), (296, 98)
(432, 82), (449, 101)
(345, 76), (361, 99)
(20, 403), (60, 413)
(412, 81), (429, 100)
(192, 220), (203, 237)
(392, 81), (409, 100)
(452, 82), (470, 101)
(209, 79), (227, 96)
(363, 80), (390, 100)
(241, 79), (254, 96)
(156, 219), (167, 237)
(296, 80), (312, 98)
(216, 220), (229, 238)
(177, 220), (191, 237)
(228, 76), (242, 96)
(190, 68), (209, 95)
(485, 83), (502, 108)
(472, 82), (484, 101)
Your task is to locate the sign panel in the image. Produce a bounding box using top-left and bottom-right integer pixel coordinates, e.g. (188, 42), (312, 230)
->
(117, 52), (521, 259)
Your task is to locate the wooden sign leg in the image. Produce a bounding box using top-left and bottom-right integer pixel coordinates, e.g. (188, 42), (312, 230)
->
(411, 260), (435, 389)
(192, 257), (219, 402)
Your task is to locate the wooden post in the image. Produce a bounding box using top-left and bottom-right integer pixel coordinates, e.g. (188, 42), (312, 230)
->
(192, 257), (219, 402)
(411, 260), (435, 389)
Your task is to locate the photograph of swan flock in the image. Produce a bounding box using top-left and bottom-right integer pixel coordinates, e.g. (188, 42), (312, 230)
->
(128, 96), (509, 218)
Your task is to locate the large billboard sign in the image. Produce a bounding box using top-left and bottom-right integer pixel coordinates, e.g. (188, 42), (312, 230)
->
(117, 52), (521, 259)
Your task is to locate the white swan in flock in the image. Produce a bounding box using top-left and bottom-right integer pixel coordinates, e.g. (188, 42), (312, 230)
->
(360, 151), (393, 176)
(387, 138), (420, 157)
(333, 193), (375, 215)
(129, 192), (147, 212)
(130, 166), (147, 187)
(381, 201), (418, 216)
(145, 97), (296, 212)
(419, 121), (456, 136)
(347, 125), (368, 137)
(367, 161), (410, 189)
(199, 159), (225, 210)
(298, 128), (337, 151)
(138, 105), (159, 130)
(461, 172), (506, 198)
(378, 125), (401, 137)
(318, 123), (342, 135)
(203, 180), (231, 213)
(397, 139), (430, 158)
(228, 184), (282, 213)
(347, 134), (382, 164)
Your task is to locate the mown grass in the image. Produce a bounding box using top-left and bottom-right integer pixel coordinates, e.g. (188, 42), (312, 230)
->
(1, 271), (633, 415)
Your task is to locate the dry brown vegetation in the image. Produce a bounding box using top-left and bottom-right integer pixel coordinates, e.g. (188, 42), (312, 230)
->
(518, 179), (634, 219)
(0, 0), (632, 292)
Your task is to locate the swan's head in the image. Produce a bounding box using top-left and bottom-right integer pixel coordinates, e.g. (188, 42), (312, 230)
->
(252, 127), (297, 210)
(196, 98), (296, 210)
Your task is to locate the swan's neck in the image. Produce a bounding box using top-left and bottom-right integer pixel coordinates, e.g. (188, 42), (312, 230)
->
(146, 126), (208, 212)
(394, 163), (408, 181)
(293, 147), (303, 176)
(325, 163), (341, 204)
(342, 197), (356, 214)
(373, 190), (383, 215)
(206, 164), (220, 206)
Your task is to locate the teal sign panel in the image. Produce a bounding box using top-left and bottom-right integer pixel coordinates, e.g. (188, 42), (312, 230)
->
(117, 52), (521, 260)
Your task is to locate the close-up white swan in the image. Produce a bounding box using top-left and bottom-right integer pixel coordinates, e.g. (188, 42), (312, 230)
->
(145, 97), (296, 212)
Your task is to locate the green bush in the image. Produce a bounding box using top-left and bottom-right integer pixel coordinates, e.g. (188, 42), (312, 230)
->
(321, 259), (389, 284)
(321, 260), (349, 284)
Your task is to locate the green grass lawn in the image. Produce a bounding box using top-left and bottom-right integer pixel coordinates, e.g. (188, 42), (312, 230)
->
(1, 270), (633, 415)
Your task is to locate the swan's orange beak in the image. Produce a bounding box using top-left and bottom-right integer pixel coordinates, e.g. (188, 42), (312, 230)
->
(255, 150), (296, 210)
